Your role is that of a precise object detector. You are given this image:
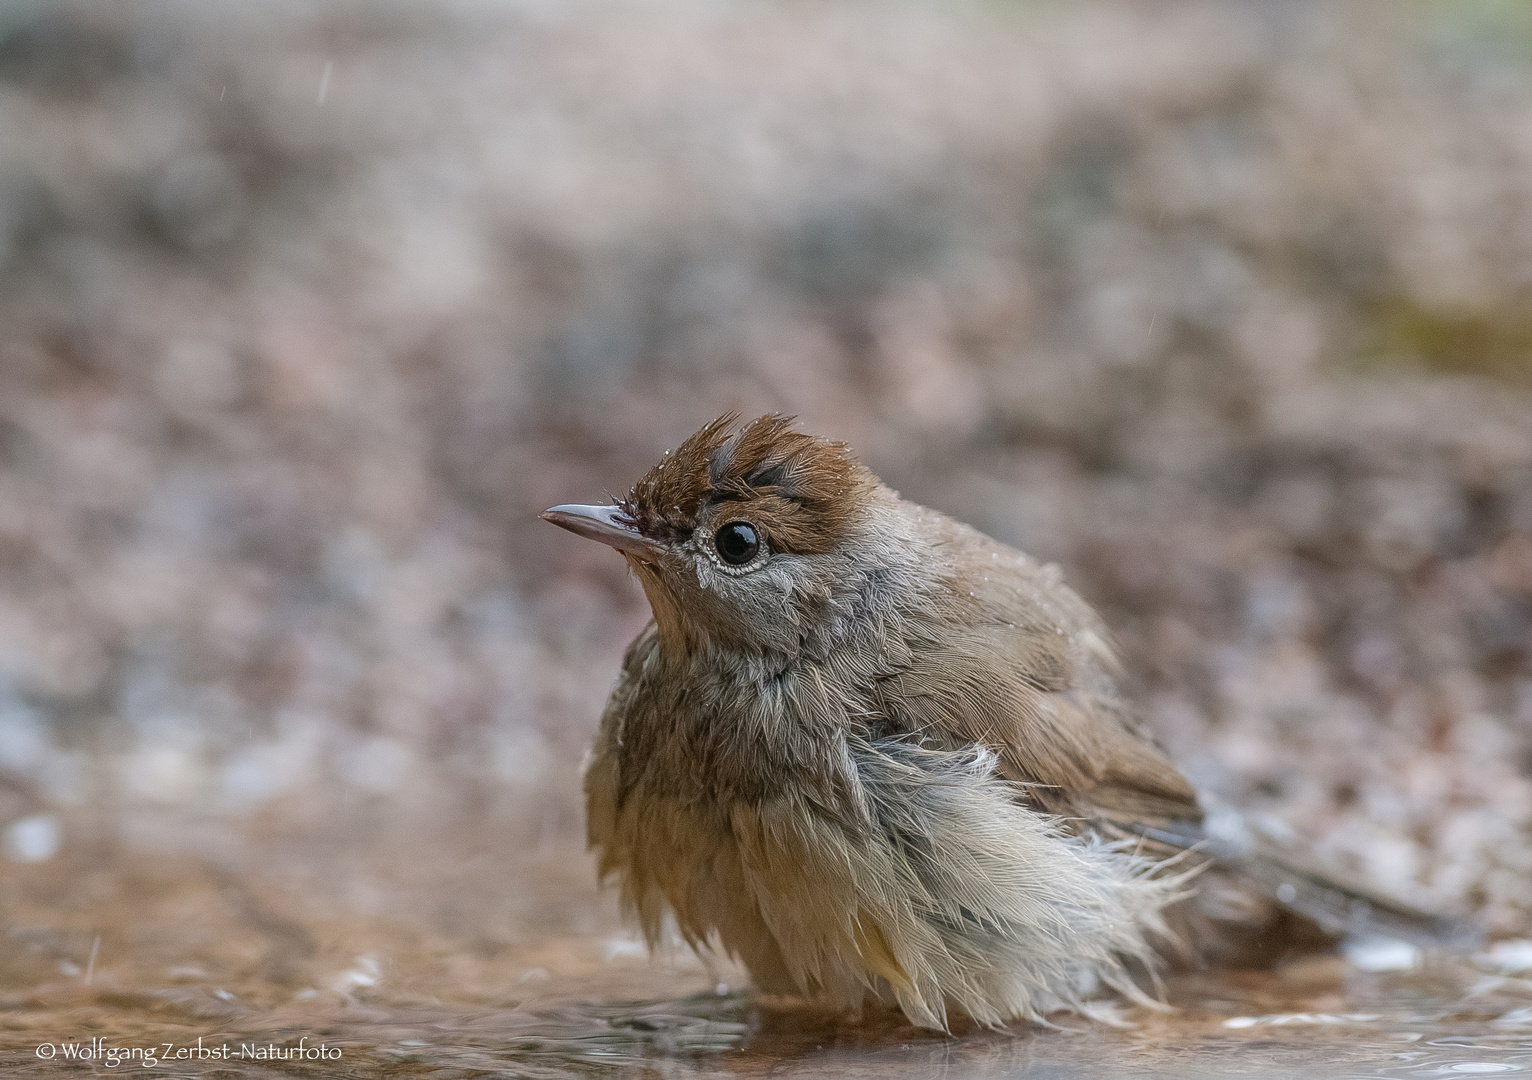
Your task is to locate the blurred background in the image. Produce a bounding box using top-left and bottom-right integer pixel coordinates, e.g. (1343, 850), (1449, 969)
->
(3, 0), (1532, 1016)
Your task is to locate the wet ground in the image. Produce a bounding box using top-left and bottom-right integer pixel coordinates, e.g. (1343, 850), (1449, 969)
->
(5, 3), (1532, 1076)
(3, 839), (1530, 1080)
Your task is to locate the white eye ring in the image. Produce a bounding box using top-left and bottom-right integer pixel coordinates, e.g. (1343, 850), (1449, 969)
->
(695, 522), (770, 576)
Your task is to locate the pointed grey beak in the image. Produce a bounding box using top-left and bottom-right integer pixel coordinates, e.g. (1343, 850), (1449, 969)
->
(540, 504), (664, 561)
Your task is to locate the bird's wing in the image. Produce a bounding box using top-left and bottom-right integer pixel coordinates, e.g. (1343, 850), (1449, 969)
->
(872, 624), (1203, 835)
(867, 604), (1469, 948)
(859, 514), (1471, 945)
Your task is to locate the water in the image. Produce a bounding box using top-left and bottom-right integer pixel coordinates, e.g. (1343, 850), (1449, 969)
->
(5, 969), (1531, 1079)
(2, 839), (1529, 1079)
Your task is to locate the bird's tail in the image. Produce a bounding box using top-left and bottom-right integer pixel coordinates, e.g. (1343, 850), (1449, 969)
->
(1134, 802), (1476, 951)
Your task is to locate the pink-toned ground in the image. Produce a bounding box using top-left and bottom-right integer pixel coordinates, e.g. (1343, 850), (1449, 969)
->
(2, 2), (1532, 1074)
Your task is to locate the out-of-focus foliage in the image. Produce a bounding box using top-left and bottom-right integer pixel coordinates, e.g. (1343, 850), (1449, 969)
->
(1, 0), (1532, 945)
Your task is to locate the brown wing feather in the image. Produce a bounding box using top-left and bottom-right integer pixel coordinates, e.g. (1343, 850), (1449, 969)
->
(863, 513), (1462, 949)
(874, 630), (1201, 832)
(870, 511), (1201, 835)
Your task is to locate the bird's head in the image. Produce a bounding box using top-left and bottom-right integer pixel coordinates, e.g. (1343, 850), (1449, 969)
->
(542, 414), (886, 658)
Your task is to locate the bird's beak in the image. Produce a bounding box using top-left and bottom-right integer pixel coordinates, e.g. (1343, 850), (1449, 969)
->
(540, 504), (665, 562)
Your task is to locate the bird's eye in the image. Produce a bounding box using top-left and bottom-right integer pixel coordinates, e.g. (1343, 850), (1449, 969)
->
(714, 521), (760, 566)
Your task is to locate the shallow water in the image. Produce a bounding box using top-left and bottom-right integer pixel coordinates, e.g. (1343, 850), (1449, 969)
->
(6, 968), (1532, 1079)
(3, 839), (1530, 1079)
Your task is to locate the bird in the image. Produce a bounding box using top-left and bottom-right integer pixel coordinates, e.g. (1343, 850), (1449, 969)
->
(541, 413), (1458, 1030)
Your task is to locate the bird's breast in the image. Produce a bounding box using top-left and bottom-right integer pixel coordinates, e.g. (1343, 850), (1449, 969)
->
(614, 652), (868, 820)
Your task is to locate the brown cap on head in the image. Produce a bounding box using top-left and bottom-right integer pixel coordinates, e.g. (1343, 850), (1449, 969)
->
(616, 414), (871, 555)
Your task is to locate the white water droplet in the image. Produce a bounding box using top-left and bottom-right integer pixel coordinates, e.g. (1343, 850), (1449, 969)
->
(1343, 937), (1419, 973)
(3, 814), (59, 862)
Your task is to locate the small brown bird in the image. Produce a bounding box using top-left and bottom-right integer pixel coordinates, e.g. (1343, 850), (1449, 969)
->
(542, 414), (1455, 1029)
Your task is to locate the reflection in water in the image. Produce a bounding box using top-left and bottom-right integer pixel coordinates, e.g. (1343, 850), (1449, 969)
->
(3, 976), (1531, 1079)
(1, 839), (1530, 1078)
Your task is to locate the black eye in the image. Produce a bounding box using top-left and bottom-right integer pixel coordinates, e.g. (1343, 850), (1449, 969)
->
(714, 521), (761, 566)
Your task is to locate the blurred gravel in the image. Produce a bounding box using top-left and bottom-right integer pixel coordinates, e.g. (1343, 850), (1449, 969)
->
(2, 0), (1532, 939)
